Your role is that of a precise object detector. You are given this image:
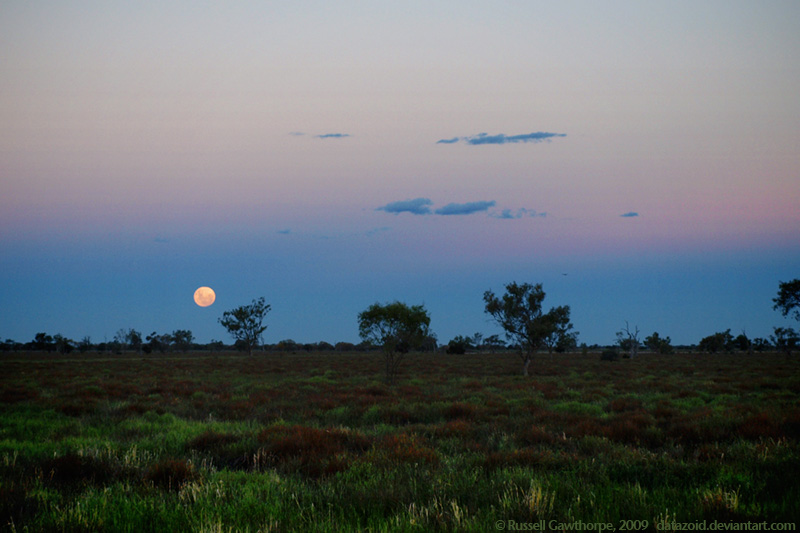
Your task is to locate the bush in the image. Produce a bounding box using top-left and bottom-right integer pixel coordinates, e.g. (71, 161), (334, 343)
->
(144, 459), (196, 490)
(600, 349), (619, 362)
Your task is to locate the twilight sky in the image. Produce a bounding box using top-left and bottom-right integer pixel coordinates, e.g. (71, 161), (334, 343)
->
(2, 1), (799, 347)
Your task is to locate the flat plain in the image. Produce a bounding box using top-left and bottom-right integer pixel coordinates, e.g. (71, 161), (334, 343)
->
(1, 350), (798, 531)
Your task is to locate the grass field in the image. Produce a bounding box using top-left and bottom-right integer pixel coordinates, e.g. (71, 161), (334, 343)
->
(1, 351), (798, 531)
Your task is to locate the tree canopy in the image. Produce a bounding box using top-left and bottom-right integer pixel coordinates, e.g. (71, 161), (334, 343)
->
(773, 279), (800, 322)
(219, 297), (270, 356)
(358, 301), (431, 383)
(483, 282), (575, 375)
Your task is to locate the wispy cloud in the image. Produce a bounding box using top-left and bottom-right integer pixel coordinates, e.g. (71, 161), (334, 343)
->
(315, 133), (351, 139)
(620, 212), (639, 218)
(277, 229), (291, 234)
(437, 131), (566, 145)
(366, 226), (390, 236)
(377, 198), (433, 215)
(435, 201), (496, 216)
(378, 198), (543, 219)
(490, 208), (547, 219)
(288, 132), (305, 136)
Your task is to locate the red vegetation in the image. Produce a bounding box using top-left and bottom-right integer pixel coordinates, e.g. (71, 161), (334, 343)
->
(144, 459), (196, 490)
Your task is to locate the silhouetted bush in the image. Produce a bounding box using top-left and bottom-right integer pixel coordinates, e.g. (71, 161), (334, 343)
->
(601, 349), (619, 362)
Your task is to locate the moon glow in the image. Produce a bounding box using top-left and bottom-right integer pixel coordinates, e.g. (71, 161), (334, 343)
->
(193, 286), (216, 307)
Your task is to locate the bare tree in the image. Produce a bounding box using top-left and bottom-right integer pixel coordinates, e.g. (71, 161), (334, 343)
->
(617, 321), (640, 359)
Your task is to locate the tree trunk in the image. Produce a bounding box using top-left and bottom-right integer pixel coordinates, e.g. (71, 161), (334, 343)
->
(522, 356), (531, 376)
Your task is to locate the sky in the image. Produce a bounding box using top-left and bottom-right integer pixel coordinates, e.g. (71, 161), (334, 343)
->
(1, 1), (799, 347)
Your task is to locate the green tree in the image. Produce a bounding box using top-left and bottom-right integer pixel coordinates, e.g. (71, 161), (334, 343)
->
(771, 327), (799, 356)
(698, 329), (734, 354)
(171, 329), (194, 352)
(219, 297), (271, 356)
(126, 329), (143, 354)
(446, 335), (473, 354)
(645, 331), (673, 354)
(773, 279), (800, 322)
(483, 282), (574, 376)
(33, 332), (54, 352)
(358, 301), (431, 384)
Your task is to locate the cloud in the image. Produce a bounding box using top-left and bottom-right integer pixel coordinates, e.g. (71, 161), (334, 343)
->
(620, 212), (639, 218)
(437, 131), (566, 145)
(377, 198), (548, 219)
(435, 201), (496, 216)
(277, 229), (291, 234)
(490, 208), (547, 219)
(288, 132), (305, 136)
(377, 198), (433, 215)
(366, 226), (390, 236)
(315, 133), (351, 139)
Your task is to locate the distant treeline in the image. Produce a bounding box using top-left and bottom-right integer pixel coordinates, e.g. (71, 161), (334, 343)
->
(0, 329), (787, 356)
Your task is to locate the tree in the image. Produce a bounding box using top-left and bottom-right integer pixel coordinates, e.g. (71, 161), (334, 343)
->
(483, 334), (506, 352)
(472, 332), (483, 352)
(33, 332), (54, 352)
(483, 282), (574, 376)
(219, 297), (271, 356)
(542, 306), (579, 355)
(52, 334), (75, 354)
(733, 330), (753, 355)
(645, 331), (673, 354)
(126, 329), (143, 354)
(698, 329), (734, 354)
(145, 332), (170, 353)
(773, 279), (800, 322)
(616, 322), (641, 359)
(446, 335), (472, 354)
(358, 301), (431, 384)
(771, 327), (799, 356)
(171, 329), (194, 352)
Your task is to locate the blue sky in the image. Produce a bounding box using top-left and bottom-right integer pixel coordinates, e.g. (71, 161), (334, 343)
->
(1, 1), (799, 346)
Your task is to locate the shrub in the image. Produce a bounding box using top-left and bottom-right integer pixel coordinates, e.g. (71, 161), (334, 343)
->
(601, 350), (619, 362)
(368, 433), (439, 468)
(256, 425), (371, 477)
(606, 396), (644, 413)
(517, 424), (555, 446)
(144, 459), (196, 490)
(737, 412), (781, 440)
(41, 452), (116, 487)
(443, 402), (476, 421)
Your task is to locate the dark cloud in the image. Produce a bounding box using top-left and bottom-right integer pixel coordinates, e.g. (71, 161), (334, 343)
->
(377, 198), (433, 215)
(437, 131), (566, 145)
(435, 201), (496, 216)
(315, 133), (351, 139)
(620, 212), (639, 218)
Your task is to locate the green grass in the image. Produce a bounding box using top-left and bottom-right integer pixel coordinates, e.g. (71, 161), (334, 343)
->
(1, 351), (798, 531)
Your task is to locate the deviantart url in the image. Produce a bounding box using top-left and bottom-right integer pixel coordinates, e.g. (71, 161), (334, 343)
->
(494, 520), (796, 531)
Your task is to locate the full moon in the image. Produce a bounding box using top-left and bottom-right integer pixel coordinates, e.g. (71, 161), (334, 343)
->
(193, 286), (216, 307)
